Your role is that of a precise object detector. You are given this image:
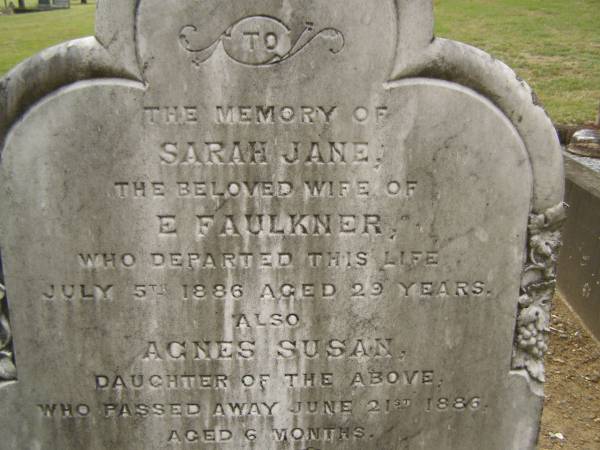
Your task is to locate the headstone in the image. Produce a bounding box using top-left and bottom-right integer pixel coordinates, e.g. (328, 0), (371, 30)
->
(38, 0), (69, 9)
(0, 1), (565, 449)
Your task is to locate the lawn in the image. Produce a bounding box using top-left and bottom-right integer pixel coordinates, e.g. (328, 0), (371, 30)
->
(0, 0), (598, 124)
(0, 2), (95, 77)
(435, 0), (600, 125)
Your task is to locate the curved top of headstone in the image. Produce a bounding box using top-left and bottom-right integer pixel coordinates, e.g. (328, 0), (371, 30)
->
(0, 0), (562, 212)
(0, 2), (566, 448)
(135, 0), (397, 105)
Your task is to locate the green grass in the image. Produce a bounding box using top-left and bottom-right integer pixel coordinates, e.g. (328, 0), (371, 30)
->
(435, 0), (600, 124)
(0, 0), (599, 124)
(0, 2), (95, 76)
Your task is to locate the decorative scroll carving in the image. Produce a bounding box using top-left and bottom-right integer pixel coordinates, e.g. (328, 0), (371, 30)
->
(513, 203), (567, 383)
(179, 17), (344, 67)
(0, 283), (16, 382)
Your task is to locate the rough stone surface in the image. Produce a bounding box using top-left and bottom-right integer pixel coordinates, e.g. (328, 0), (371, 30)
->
(0, 1), (564, 449)
(558, 154), (600, 341)
(568, 151), (600, 173)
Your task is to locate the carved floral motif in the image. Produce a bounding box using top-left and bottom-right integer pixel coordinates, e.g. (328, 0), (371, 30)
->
(513, 203), (566, 383)
(0, 283), (16, 382)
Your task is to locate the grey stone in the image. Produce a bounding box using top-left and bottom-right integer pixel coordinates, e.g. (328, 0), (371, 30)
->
(558, 154), (600, 341)
(566, 148), (600, 173)
(0, 1), (564, 449)
(38, 0), (70, 9)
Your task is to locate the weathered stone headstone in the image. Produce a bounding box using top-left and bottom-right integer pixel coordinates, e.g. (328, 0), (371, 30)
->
(38, 0), (70, 9)
(0, 1), (565, 449)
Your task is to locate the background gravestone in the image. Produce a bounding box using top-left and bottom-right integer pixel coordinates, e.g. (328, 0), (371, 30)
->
(38, 0), (70, 9)
(0, 1), (564, 449)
